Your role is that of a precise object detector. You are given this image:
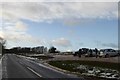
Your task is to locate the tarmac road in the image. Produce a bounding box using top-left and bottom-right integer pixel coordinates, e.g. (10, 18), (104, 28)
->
(2, 54), (84, 80)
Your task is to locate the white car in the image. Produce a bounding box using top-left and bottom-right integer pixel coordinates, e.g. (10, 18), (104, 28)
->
(85, 49), (98, 57)
(99, 49), (118, 57)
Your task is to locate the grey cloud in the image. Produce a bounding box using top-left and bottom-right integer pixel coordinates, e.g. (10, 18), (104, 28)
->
(52, 38), (72, 47)
(102, 43), (118, 48)
(1, 2), (118, 22)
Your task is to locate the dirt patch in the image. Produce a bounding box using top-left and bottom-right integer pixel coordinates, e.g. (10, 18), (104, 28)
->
(51, 55), (120, 63)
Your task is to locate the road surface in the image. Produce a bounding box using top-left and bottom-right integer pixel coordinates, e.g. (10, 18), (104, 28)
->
(0, 56), (2, 80)
(2, 54), (84, 80)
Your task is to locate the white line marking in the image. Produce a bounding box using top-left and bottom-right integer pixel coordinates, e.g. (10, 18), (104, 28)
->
(25, 58), (67, 75)
(27, 67), (42, 77)
(2, 55), (8, 78)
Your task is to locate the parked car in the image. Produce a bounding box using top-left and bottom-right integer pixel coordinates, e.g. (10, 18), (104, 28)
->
(85, 49), (98, 57)
(99, 49), (118, 58)
(81, 48), (89, 54)
(116, 50), (120, 56)
(73, 48), (89, 57)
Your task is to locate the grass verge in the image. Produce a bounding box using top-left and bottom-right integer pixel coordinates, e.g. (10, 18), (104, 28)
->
(28, 55), (54, 60)
(48, 60), (120, 72)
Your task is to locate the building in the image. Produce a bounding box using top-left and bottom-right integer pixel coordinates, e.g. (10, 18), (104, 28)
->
(31, 46), (47, 54)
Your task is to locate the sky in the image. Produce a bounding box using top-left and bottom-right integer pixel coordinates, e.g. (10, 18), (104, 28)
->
(0, 2), (118, 51)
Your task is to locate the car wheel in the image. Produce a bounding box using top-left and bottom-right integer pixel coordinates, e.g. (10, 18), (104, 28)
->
(105, 54), (109, 58)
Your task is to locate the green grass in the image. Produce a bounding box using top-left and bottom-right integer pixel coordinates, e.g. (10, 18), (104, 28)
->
(48, 60), (120, 72)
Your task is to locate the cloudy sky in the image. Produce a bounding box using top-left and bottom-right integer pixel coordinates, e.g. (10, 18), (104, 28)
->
(0, 2), (118, 51)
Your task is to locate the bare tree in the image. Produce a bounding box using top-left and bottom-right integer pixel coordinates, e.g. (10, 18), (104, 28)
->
(48, 46), (56, 53)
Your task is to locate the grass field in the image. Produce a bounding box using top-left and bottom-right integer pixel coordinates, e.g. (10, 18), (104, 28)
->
(49, 60), (120, 72)
(48, 60), (120, 79)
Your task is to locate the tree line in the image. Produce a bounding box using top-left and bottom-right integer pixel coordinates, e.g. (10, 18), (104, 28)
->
(0, 37), (60, 56)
